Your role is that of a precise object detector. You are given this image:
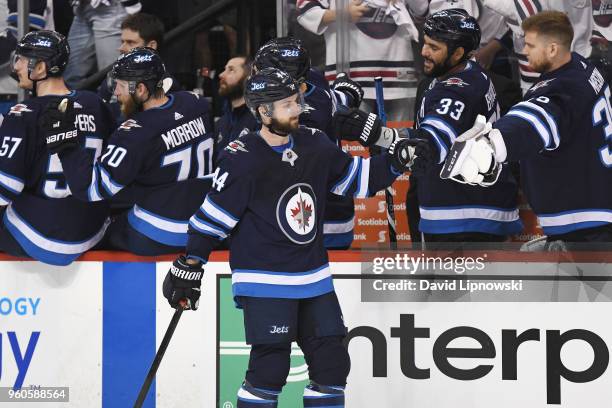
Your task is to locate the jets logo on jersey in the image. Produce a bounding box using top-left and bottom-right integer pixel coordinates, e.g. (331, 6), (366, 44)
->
(441, 77), (469, 87)
(119, 119), (142, 131)
(225, 140), (249, 154)
(276, 183), (317, 244)
(8, 104), (32, 116)
(529, 78), (556, 93)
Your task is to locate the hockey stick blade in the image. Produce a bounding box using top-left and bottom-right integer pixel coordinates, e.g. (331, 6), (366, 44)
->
(134, 306), (184, 408)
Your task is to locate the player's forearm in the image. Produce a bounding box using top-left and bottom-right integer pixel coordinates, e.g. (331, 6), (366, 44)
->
(363, 153), (401, 198)
(493, 116), (547, 162)
(185, 230), (217, 264)
(57, 149), (100, 202)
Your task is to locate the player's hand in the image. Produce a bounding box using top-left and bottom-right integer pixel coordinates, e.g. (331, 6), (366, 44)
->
(333, 72), (364, 108)
(333, 108), (381, 146)
(163, 255), (203, 311)
(41, 97), (78, 154)
(440, 115), (501, 186)
(389, 138), (435, 176)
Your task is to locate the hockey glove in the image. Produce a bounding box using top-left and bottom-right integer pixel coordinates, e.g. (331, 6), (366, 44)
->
(333, 108), (382, 146)
(163, 255), (203, 311)
(389, 138), (435, 176)
(333, 72), (364, 108)
(440, 115), (502, 186)
(41, 97), (78, 154)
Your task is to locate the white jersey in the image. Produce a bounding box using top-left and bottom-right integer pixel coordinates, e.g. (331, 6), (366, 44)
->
(297, 0), (428, 100)
(483, 0), (593, 93)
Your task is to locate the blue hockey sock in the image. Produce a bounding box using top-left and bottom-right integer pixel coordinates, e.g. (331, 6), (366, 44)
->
(303, 382), (345, 407)
(236, 381), (279, 408)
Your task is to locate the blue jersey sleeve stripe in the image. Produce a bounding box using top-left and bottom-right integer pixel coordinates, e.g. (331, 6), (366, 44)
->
(515, 101), (560, 148)
(189, 215), (227, 240)
(355, 157), (370, 198)
(0, 191), (10, 205)
(98, 165), (124, 196)
(421, 125), (448, 163)
(331, 156), (359, 196)
(506, 108), (556, 150)
(421, 116), (458, 144)
(201, 196), (238, 230)
(88, 167), (104, 202)
(0, 169), (24, 194)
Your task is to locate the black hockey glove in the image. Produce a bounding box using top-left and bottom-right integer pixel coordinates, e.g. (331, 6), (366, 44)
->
(41, 97), (78, 154)
(332, 72), (364, 108)
(389, 138), (435, 176)
(333, 108), (381, 146)
(163, 255), (203, 311)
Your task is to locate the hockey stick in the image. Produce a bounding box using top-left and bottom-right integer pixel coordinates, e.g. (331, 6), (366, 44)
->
(373, 76), (398, 249)
(134, 306), (184, 408)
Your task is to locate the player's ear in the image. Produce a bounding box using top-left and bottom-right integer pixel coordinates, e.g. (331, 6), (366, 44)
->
(451, 46), (465, 65)
(137, 82), (149, 98)
(548, 41), (559, 58)
(32, 60), (47, 80)
(146, 40), (158, 50)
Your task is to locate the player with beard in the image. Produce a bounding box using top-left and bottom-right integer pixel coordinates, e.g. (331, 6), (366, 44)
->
(254, 37), (364, 249)
(48, 47), (215, 255)
(441, 11), (612, 247)
(334, 9), (522, 246)
(99, 12), (180, 119)
(215, 55), (258, 151)
(163, 67), (420, 407)
(0, 30), (114, 265)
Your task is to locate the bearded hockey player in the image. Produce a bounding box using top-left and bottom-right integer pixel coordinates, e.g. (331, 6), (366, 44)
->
(441, 11), (612, 245)
(47, 47), (214, 255)
(162, 67), (419, 408)
(334, 9), (523, 245)
(0, 30), (114, 265)
(254, 36), (364, 249)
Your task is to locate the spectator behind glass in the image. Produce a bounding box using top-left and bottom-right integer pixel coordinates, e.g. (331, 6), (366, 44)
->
(215, 55), (258, 152)
(297, 0), (428, 122)
(482, 0), (593, 94)
(63, 0), (141, 89)
(99, 12), (179, 118)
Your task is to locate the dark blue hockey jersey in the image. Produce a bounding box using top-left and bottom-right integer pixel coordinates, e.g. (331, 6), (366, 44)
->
(58, 91), (214, 247)
(414, 61), (522, 236)
(215, 103), (259, 152)
(494, 53), (612, 236)
(303, 68), (357, 248)
(0, 90), (114, 265)
(186, 126), (399, 299)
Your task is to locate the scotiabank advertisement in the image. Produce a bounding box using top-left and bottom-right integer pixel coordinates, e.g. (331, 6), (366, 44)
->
(2, 254), (612, 407)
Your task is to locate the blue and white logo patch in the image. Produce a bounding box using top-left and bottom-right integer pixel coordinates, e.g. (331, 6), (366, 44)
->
(276, 183), (317, 244)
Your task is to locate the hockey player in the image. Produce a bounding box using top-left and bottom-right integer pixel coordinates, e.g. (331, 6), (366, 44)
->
(254, 37), (364, 249)
(215, 55), (258, 151)
(99, 12), (180, 119)
(162, 67), (418, 407)
(47, 47), (214, 255)
(334, 9), (523, 244)
(0, 30), (114, 265)
(441, 11), (612, 245)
